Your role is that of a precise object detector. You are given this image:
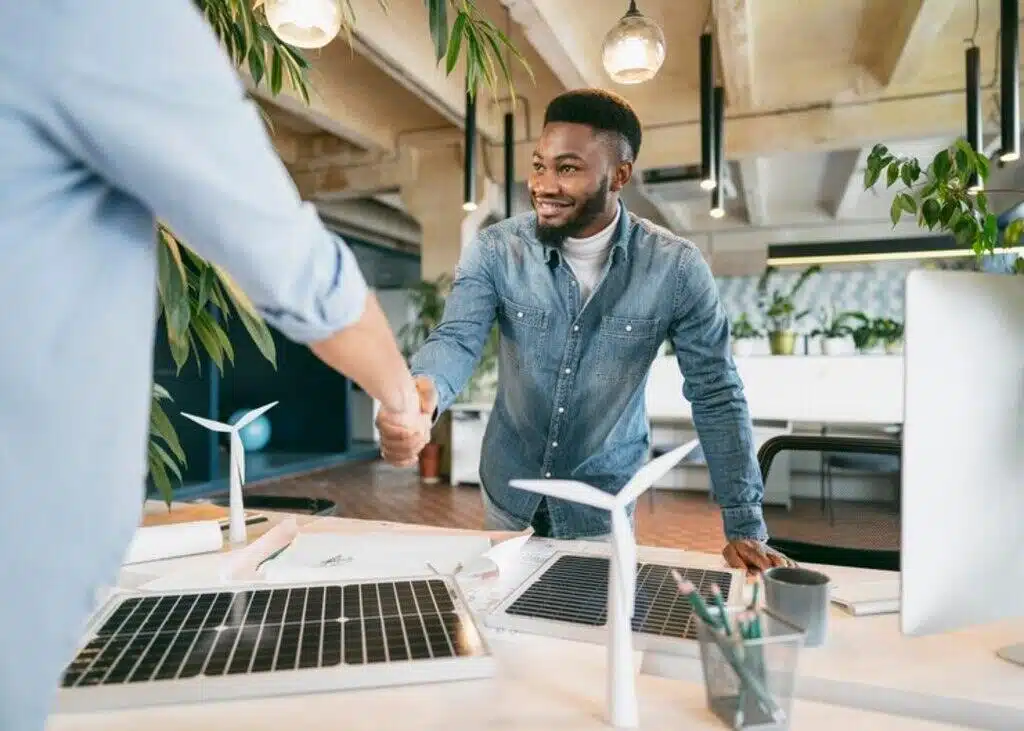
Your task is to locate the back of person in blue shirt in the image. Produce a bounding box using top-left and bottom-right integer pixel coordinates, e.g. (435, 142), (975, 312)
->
(0, 2), (428, 728)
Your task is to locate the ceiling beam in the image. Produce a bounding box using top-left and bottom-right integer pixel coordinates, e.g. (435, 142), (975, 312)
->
(493, 87), (1006, 182)
(864, 0), (959, 87)
(342, 2), (503, 141)
(713, 0), (757, 109)
(499, 0), (601, 88)
(822, 149), (868, 219)
(291, 149), (421, 201)
(243, 34), (448, 152)
(738, 158), (769, 226)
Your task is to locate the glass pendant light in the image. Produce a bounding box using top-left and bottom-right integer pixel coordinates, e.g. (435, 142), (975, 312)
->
(601, 1), (666, 84)
(264, 0), (343, 49)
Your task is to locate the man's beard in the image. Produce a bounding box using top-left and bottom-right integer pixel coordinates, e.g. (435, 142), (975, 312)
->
(534, 177), (610, 247)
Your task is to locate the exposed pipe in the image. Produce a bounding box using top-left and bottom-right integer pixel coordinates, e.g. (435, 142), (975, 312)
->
(966, 44), (983, 192)
(464, 89), (477, 210)
(699, 32), (716, 190)
(504, 112), (515, 218)
(710, 85), (725, 217)
(999, 0), (1020, 161)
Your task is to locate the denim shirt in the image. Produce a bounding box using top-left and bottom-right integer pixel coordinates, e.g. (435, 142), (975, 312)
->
(411, 202), (768, 541)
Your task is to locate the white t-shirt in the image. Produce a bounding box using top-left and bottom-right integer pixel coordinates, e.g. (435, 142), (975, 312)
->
(561, 206), (620, 302)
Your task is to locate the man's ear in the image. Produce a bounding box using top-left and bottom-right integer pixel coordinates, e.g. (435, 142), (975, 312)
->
(610, 161), (633, 192)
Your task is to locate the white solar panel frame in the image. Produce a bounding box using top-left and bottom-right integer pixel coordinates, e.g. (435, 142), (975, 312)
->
(56, 575), (495, 714)
(486, 545), (746, 657)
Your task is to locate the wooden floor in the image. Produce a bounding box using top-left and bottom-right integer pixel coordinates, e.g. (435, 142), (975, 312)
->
(251, 459), (900, 554)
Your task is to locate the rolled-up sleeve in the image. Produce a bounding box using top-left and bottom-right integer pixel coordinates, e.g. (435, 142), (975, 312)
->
(44, 0), (366, 343)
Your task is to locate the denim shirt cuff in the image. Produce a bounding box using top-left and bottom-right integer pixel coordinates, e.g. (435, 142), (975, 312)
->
(721, 504), (769, 541)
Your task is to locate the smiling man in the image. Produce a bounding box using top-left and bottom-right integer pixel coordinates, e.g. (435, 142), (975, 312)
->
(377, 88), (791, 573)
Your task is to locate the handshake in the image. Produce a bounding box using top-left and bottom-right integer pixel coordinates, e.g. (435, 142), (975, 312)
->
(375, 375), (438, 468)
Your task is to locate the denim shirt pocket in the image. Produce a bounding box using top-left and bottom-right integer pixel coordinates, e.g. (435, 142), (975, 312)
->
(592, 314), (662, 382)
(499, 295), (549, 368)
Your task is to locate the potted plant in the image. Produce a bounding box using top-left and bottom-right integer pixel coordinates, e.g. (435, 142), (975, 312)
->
(875, 318), (905, 354)
(756, 264), (821, 355)
(809, 307), (866, 355)
(398, 274), (452, 483)
(730, 313), (762, 356)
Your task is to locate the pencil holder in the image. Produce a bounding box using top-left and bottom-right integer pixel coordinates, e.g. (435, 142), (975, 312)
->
(696, 606), (805, 730)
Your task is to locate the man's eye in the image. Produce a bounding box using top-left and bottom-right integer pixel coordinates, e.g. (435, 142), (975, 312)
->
(559, 165), (578, 174)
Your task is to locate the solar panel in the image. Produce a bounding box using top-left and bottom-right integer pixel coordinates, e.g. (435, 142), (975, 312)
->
(486, 551), (743, 654)
(57, 577), (494, 713)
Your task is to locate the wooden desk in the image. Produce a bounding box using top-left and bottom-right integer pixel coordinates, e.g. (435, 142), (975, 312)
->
(50, 515), (1012, 731)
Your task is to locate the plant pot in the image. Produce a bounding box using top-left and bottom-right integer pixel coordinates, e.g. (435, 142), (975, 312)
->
(822, 337), (848, 356)
(732, 339), (755, 357)
(418, 442), (442, 484)
(769, 331), (797, 356)
(885, 340), (904, 355)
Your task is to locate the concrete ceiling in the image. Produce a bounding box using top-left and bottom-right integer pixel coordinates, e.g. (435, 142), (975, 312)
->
(255, 0), (1021, 254)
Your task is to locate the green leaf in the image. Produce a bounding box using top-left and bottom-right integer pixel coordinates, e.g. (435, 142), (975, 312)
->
(900, 163), (916, 188)
(939, 200), (957, 226)
(932, 149), (951, 180)
(270, 46), (283, 94)
(147, 442), (175, 507)
(445, 13), (466, 74)
(1005, 218), (1024, 246)
(897, 193), (916, 214)
(921, 198), (941, 228)
(425, 0), (449, 63)
(976, 153), (990, 181)
(886, 162), (900, 187)
(975, 190), (988, 214)
(889, 196), (903, 226)
(863, 163), (882, 190)
(156, 232), (190, 343)
(150, 396), (186, 464)
(983, 213), (998, 249)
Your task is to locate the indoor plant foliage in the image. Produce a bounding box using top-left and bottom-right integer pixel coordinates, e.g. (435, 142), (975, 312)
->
(729, 312), (762, 356)
(755, 264), (821, 355)
(150, 0), (529, 504)
(864, 140), (1024, 271)
(809, 306), (865, 356)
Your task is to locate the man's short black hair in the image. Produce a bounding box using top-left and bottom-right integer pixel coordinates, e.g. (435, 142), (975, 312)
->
(543, 88), (642, 163)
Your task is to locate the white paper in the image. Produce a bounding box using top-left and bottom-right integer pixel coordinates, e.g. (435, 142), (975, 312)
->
(122, 521), (223, 565)
(831, 578), (901, 616)
(136, 517), (301, 592)
(260, 532), (493, 582)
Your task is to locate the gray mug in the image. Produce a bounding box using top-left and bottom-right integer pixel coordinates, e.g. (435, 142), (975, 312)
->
(763, 567), (831, 648)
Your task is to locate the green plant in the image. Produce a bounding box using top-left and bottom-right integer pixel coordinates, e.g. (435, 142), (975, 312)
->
(874, 317), (904, 345)
(809, 307), (866, 340)
(864, 140), (1024, 268)
(398, 274), (452, 358)
(755, 264), (822, 333)
(730, 313), (762, 340)
(149, 1), (529, 505)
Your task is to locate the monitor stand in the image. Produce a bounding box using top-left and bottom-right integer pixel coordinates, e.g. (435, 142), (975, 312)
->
(996, 643), (1024, 667)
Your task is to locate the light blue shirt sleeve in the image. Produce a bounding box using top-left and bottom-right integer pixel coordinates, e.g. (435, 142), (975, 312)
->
(44, 0), (367, 344)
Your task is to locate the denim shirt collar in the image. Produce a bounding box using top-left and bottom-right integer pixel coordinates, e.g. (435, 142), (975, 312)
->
(539, 199), (631, 268)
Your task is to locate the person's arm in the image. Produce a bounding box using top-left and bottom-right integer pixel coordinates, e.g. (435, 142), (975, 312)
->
(409, 232), (499, 415)
(667, 246), (768, 542)
(40, 0), (414, 414)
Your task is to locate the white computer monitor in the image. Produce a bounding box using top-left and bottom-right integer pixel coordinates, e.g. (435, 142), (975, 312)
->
(901, 269), (1024, 664)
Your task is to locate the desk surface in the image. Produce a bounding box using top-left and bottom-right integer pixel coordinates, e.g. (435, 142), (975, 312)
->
(49, 510), (1017, 731)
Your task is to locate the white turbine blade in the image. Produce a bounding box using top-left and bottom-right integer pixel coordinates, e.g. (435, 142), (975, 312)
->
(610, 508), (637, 616)
(230, 431), (245, 486)
(509, 479), (616, 511)
(615, 438), (701, 506)
(233, 401), (278, 430)
(180, 412), (232, 433)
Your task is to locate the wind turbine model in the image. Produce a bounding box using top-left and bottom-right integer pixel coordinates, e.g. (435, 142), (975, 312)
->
(181, 402), (278, 544)
(510, 438), (701, 729)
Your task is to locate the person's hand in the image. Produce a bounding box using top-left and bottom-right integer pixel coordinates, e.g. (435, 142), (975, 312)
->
(723, 539), (795, 575)
(375, 376), (436, 468)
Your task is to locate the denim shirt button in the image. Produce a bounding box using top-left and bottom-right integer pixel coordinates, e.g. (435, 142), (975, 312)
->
(573, 325), (579, 332)
(551, 441), (558, 447)
(558, 407), (564, 413)
(517, 311), (523, 318)
(545, 472), (551, 478)
(625, 324), (633, 332)
(564, 368), (571, 374)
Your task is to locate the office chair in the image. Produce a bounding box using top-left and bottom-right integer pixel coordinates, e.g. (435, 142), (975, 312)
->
(758, 434), (901, 572)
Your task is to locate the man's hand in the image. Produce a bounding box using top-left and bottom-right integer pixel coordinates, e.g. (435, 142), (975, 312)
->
(375, 376), (437, 468)
(723, 539), (795, 574)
